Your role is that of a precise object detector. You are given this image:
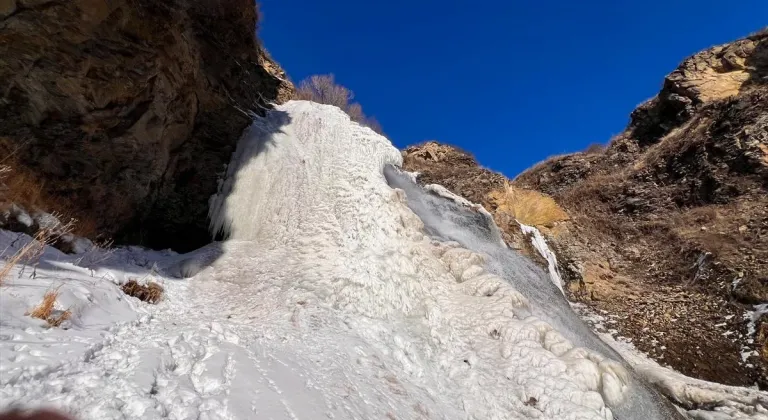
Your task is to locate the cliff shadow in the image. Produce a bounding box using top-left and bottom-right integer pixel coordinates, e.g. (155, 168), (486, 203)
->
(7, 108), (292, 281)
(164, 107), (293, 278)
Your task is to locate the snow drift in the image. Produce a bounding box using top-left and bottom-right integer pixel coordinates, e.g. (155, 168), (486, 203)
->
(2, 100), (766, 420)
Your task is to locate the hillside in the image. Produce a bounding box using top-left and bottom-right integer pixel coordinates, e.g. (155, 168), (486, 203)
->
(404, 30), (768, 388)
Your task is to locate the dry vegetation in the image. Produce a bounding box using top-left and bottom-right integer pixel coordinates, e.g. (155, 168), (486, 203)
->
(487, 181), (569, 227)
(122, 279), (164, 304)
(582, 143), (606, 155)
(28, 288), (71, 327)
(0, 220), (75, 285)
(294, 74), (383, 134)
(0, 232), (45, 285)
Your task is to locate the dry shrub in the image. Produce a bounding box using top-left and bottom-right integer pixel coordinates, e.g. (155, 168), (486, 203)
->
(28, 288), (71, 327)
(583, 143), (606, 155)
(488, 181), (569, 227)
(122, 279), (164, 304)
(294, 74), (383, 134)
(749, 27), (768, 39)
(0, 228), (59, 285)
(633, 117), (707, 172)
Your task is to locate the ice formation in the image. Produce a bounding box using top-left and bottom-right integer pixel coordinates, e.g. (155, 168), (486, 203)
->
(206, 100), (680, 419)
(519, 223), (566, 295)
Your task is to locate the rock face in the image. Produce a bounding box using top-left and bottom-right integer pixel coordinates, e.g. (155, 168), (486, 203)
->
(402, 142), (507, 206)
(404, 30), (768, 389)
(0, 0), (293, 251)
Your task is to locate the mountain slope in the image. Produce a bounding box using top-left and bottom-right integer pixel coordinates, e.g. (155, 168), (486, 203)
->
(404, 30), (768, 389)
(514, 29), (768, 388)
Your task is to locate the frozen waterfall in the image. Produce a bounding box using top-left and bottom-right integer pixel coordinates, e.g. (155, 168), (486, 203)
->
(206, 100), (683, 420)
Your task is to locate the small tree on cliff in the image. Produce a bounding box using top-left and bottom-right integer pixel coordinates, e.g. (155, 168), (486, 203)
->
(294, 74), (383, 134)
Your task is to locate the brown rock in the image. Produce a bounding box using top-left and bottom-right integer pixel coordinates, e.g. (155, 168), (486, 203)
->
(402, 141), (507, 206)
(732, 277), (768, 304)
(0, 409), (75, 420)
(402, 141), (539, 258)
(0, 0), (15, 19)
(626, 31), (768, 146)
(0, 0), (293, 251)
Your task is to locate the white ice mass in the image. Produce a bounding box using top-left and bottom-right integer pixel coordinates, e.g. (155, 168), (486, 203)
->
(1, 100), (766, 419)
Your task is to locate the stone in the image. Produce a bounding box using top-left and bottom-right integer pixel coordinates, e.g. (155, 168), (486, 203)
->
(0, 0), (16, 19)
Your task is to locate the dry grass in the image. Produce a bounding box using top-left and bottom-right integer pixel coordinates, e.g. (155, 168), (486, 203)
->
(748, 27), (768, 39)
(0, 217), (77, 285)
(0, 229), (50, 285)
(73, 237), (116, 267)
(487, 181), (569, 227)
(0, 238), (42, 285)
(633, 117), (707, 172)
(583, 143), (606, 155)
(28, 288), (72, 327)
(294, 74), (383, 134)
(122, 279), (164, 304)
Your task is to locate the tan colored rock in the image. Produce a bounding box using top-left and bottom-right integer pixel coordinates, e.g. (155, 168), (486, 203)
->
(666, 39), (757, 102)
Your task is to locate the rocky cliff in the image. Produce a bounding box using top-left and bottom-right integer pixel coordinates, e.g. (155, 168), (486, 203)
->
(404, 30), (768, 389)
(0, 0), (293, 251)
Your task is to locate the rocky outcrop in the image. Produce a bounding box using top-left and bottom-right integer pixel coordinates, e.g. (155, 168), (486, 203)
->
(0, 0), (293, 251)
(402, 142), (507, 206)
(630, 29), (768, 146)
(404, 30), (768, 389)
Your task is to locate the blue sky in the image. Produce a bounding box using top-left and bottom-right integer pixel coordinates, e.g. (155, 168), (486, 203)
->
(259, 1), (767, 177)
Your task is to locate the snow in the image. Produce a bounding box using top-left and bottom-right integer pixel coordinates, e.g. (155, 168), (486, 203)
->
(518, 223), (566, 295)
(0, 100), (766, 420)
(747, 304), (768, 338)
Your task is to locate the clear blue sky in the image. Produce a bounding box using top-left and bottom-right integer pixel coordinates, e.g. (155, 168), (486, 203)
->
(258, 1), (766, 177)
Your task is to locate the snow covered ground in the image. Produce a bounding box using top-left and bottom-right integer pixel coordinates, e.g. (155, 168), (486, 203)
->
(0, 101), (766, 420)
